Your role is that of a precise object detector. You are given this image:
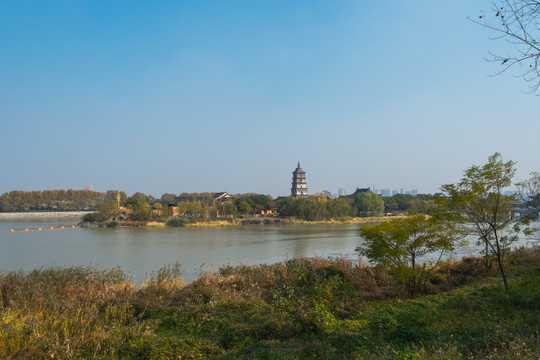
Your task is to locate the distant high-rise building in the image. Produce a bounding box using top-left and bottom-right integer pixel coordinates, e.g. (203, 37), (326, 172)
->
(291, 163), (308, 197)
(380, 189), (391, 197)
(412, 189), (418, 195)
(338, 188), (346, 197)
(82, 184), (93, 191)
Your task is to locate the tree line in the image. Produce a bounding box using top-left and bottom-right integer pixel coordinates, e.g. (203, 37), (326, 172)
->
(1, 187), (437, 221)
(0, 190), (129, 212)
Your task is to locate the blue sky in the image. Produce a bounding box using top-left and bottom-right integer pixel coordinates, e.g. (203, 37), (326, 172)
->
(1, 1), (539, 197)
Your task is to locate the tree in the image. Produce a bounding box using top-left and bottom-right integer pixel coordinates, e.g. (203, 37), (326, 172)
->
(96, 202), (119, 221)
(353, 193), (384, 217)
(159, 193), (177, 205)
(235, 199), (253, 215)
(127, 200), (153, 221)
(441, 153), (527, 290)
(326, 198), (352, 218)
(356, 214), (460, 295)
(472, 0), (540, 92)
(218, 200), (237, 218)
(517, 171), (540, 214)
(233, 195), (273, 214)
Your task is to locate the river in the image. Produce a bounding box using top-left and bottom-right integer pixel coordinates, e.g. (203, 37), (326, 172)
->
(0, 217), (537, 285)
(0, 217), (367, 284)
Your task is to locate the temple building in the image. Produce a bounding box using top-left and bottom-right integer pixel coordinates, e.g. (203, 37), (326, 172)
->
(291, 162), (308, 197)
(340, 187), (374, 199)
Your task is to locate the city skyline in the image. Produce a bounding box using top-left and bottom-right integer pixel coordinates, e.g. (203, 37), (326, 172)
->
(1, 1), (539, 197)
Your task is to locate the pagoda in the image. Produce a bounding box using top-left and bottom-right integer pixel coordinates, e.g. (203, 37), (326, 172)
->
(291, 162), (308, 197)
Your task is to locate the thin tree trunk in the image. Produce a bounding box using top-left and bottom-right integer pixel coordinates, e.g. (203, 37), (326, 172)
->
(484, 241), (490, 269)
(496, 250), (508, 291)
(494, 232), (508, 291)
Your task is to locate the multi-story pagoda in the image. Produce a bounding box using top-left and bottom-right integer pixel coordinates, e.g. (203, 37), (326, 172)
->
(291, 162), (308, 197)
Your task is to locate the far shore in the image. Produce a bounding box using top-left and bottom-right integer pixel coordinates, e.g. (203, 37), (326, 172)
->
(1, 211), (406, 226)
(153, 215), (407, 228)
(0, 211), (91, 219)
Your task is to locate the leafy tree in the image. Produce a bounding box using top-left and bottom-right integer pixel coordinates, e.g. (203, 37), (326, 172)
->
(130, 192), (149, 203)
(0, 198), (12, 212)
(235, 199), (252, 214)
(0, 189), (116, 212)
(472, 0), (540, 92)
(441, 153), (528, 290)
(218, 200), (237, 218)
(159, 193), (177, 205)
(356, 214), (460, 295)
(277, 196), (351, 221)
(96, 202), (119, 221)
(153, 203), (172, 221)
(326, 198), (351, 218)
(517, 171), (540, 214)
(233, 195), (273, 214)
(354, 193), (384, 217)
(105, 190), (128, 205)
(381, 194), (434, 214)
(127, 200), (152, 221)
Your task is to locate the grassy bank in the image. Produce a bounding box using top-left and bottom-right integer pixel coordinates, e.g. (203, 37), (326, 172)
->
(282, 215), (407, 225)
(87, 216), (400, 228)
(1, 247), (539, 359)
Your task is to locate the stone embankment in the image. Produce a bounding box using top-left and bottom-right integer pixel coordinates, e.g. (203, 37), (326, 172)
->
(0, 211), (90, 219)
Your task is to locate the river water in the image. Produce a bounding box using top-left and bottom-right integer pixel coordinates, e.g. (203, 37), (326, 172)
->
(0, 218), (537, 284)
(0, 218), (367, 284)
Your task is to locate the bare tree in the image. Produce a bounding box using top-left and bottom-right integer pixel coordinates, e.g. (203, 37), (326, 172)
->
(472, 1), (540, 92)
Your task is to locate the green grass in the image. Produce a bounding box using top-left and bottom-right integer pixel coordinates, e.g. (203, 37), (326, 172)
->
(0, 247), (539, 359)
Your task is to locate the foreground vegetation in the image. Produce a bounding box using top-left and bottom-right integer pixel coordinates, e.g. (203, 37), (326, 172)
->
(1, 247), (539, 359)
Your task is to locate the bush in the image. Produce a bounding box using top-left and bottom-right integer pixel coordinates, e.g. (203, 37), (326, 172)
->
(334, 216), (353, 222)
(166, 218), (190, 227)
(139, 263), (186, 304)
(368, 302), (436, 341)
(106, 220), (120, 228)
(82, 212), (101, 222)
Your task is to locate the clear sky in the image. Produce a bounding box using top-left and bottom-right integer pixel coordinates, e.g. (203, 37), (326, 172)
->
(1, 1), (539, 197)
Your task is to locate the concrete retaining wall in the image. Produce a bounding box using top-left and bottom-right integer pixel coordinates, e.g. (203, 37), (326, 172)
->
(0, 211), (91, 219)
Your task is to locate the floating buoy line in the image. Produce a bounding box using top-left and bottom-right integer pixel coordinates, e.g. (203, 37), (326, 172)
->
(0, 225), (79, 233)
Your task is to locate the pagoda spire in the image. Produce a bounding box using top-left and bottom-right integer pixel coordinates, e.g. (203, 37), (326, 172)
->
(291, 163), (308, 197)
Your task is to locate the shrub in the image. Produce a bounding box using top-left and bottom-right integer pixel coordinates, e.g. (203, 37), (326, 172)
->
(82, 212), (101, 222)
(368, 301), (436, 342)
(166, 218), (190, 227)
(106, 220), (120, 228)
(334, 216), (353, 222)
(139, 263), (186, 304)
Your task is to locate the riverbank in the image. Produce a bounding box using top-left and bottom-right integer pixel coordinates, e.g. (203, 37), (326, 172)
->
(0, 246), (538, 359)
(181, 215), (405, 227)
(283, 215), (406, 225)
(0, 211), (91, 219)
(78, 215), (399, 228)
